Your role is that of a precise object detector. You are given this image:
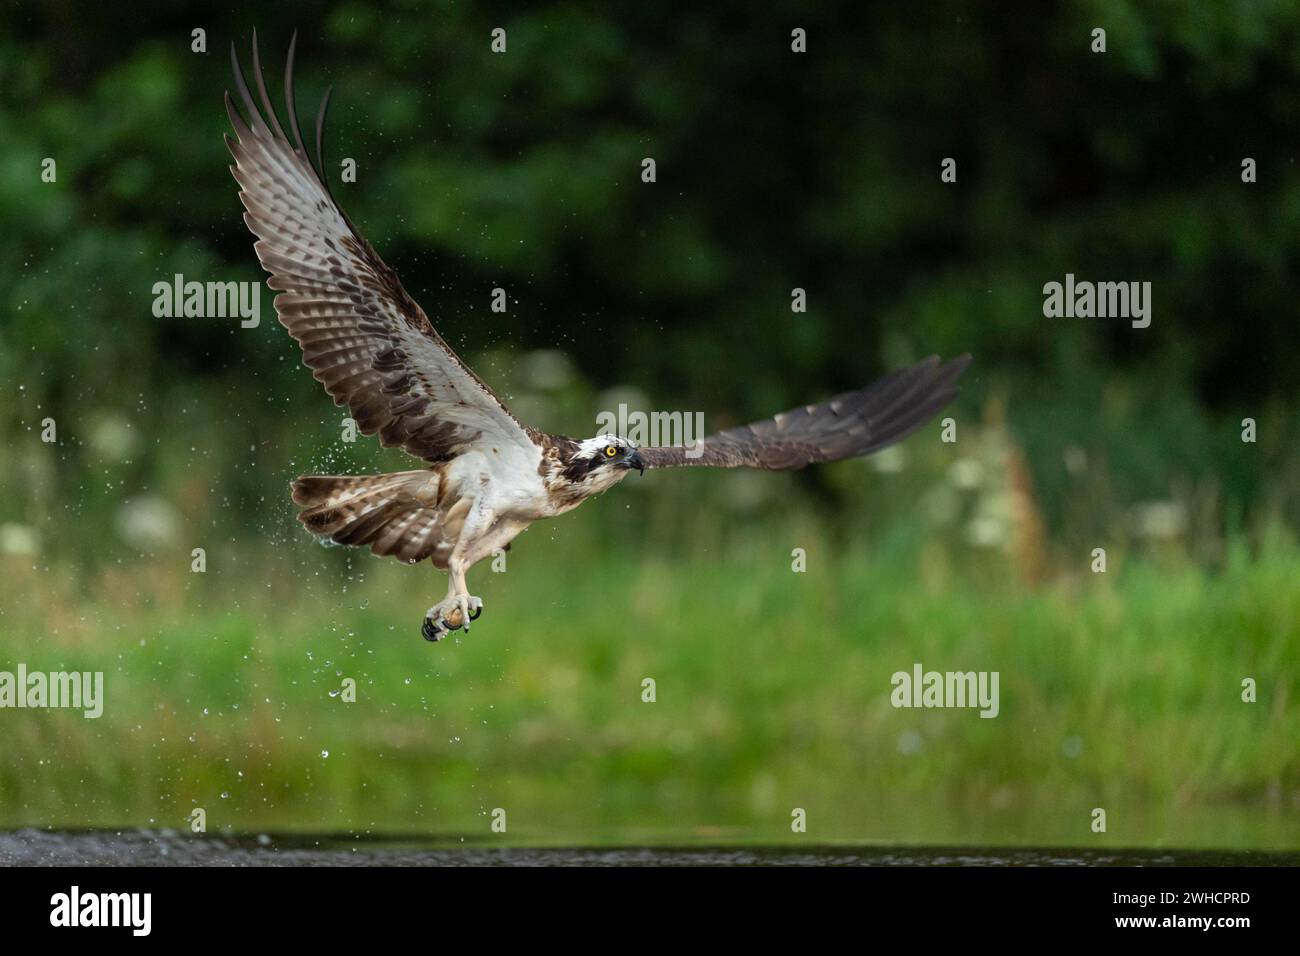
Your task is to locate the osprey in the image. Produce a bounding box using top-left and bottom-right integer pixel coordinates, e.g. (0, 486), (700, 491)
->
(226, 36), (971, 641)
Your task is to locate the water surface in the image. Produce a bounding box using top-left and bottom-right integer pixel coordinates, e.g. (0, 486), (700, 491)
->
(3, 830), (1297, 866)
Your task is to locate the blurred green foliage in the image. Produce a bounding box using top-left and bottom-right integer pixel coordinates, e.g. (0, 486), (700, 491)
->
(1, 515), (1297, 845)
(1, 2), (1298, 844)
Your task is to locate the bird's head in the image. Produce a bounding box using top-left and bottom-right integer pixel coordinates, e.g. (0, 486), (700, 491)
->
(558, 434), (645, 492)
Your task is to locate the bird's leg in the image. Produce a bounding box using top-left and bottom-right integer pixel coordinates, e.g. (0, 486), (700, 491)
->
(420, 500), (495, 642)
(445, 557), (483, 628)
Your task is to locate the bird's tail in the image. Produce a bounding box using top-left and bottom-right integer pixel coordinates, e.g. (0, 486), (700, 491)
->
(290, 470), (447, 563)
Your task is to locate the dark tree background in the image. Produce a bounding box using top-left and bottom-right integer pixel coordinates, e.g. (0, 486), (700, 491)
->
(2, 0), (1297, 554)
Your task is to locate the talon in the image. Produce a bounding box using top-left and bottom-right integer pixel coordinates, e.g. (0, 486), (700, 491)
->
(422, 596), (480, 639)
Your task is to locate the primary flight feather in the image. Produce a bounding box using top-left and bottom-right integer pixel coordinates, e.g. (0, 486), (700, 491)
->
(225, 34), (971, 641)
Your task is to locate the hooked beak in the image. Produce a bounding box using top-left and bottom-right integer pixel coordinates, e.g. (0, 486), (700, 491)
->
(625, 450), (644, 475)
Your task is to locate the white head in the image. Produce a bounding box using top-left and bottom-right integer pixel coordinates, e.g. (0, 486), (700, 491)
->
(556, 434), (645, 496)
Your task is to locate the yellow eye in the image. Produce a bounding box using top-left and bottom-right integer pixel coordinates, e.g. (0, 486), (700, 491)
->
(604, 445), (618, 458)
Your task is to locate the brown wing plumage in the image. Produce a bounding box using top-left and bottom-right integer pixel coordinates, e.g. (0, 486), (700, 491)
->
(638, 355), (971, 470)
(225, 33), (540, 465)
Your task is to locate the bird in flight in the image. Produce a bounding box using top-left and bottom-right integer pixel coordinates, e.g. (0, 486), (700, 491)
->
(226, 35), (971, 642)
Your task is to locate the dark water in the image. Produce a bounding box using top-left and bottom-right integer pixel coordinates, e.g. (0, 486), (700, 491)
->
(3, 830), (1297, 866)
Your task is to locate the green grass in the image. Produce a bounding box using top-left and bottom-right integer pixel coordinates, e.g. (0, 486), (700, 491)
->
(2, 505), (1297, 850)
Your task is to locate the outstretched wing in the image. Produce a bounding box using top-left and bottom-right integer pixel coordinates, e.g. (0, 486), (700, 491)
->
(225, 33), (540, 466)
(638, 355), (970, 470)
